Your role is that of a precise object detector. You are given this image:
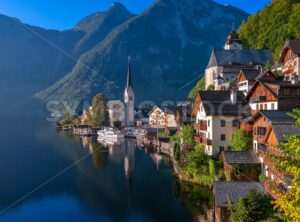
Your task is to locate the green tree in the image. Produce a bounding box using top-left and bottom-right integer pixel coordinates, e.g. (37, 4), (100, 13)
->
(232, 129), (253, 151)
(275, 109), (300, 221)
(188, 75), (205, 99)
(206, 84), (215, 91)
(181, 125), (195, 146)
(230, 189), (275, 222)
(239, 0), (300, 61)
(89, 93), (110, 127)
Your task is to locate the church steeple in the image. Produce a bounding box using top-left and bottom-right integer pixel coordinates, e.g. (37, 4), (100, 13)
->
(224, 23), (243, 50)
(124, 56), (135, 126)
(126, 56), (133, 90)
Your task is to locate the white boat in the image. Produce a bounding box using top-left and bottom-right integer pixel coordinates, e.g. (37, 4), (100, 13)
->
(97, 127), (124, 139)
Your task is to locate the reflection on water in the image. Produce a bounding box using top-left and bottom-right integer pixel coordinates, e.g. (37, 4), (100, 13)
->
(0, 116), (212, 222)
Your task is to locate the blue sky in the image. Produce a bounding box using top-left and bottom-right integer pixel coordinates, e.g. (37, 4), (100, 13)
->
(0, 0), (271, 30)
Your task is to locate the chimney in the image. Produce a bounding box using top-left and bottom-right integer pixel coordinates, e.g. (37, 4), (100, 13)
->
(230, 88), (238, 104)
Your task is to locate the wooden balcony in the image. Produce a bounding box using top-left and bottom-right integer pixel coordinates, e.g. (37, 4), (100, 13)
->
(194, 122), (207, 131)
(249, 96), (267, 103)
(194, 136), (212, 145)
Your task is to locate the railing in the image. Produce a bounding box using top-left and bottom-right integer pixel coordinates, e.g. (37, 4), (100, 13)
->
(194, 122), (207, 131)
(194, 136), (212, 145)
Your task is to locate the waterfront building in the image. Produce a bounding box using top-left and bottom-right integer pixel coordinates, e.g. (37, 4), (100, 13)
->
(107, 100), (125, 127)
(192, 90), (249, 156)
(148, 106), (178, 129)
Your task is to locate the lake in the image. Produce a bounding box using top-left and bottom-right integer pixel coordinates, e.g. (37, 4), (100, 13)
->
(0, 114), (212, 222)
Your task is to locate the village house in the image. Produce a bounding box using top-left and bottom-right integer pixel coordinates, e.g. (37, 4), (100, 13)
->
(279, 39), (300, 82)
(175, 105), (192, 128)
(192, 90), (250, 156)
(107, 100), (125, 127)
(220, 151), (261, 181)
(246, 79), (300, 113)
(252, 110), (300, 191)
(205, 30), (273, 89)
(236, 69), (276, 95)
(148, 106), (178, 129)
(80, 106), (93, 125)
(214, 181), (265, 222)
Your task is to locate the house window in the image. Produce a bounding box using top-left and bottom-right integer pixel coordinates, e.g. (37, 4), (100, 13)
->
(232, 119), (239, 127)
(208, 120), (210, 127)
(219, 146), (225, 153)
(264, 104), (267, 109)
(228, 146), (232, 151)
(260, 104), (264, 110)
(271, 103), (275, 110)
(258, 143), (267, 152)
(221, 134), (226, 141)
(257, 127), (266, 136)
(221, 120), (226, 127)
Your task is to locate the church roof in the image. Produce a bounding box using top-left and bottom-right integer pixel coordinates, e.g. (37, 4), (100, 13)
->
(207, 49), (273, 68)
(126, 56), (133, 90)
(225, 31), (242, 45)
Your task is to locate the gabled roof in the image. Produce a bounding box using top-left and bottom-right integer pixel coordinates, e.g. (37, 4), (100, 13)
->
(221, 151), (261, 164)
(254, 110), (295, 125)
(282, 39), (300, 55)
(207, 49), (273, 68)
(246, 79), (300, 100)
(279, 39), (300, 63)
(240, 69), (261, 81)
(214, 182), (265, 207)
(197, 90), (249, 117)
(198, 90), (245, 102)
(272, 124), (300, 143)
(202, 102), (250, 116)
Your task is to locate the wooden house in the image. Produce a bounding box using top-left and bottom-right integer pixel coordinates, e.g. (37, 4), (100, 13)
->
(253, 110), (300, 189)
(220, 151), (261, 181)
(236, 69), (276, 95)
(279, 39), (300, 82)
(214, 181), (265, 222)
(246, 79), (300, 113)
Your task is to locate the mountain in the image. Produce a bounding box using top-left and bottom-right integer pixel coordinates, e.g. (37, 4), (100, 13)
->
(37, 0), (248, 112)
(73, 2), (135, 54)
(239, 0), (300, 61)
(0, 4), (134, 113)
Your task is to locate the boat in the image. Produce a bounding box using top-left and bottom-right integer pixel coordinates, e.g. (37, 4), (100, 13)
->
(97, 127), (124, 139)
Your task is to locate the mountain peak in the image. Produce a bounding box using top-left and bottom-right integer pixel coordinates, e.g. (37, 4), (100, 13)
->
(109, 2), (129, 13)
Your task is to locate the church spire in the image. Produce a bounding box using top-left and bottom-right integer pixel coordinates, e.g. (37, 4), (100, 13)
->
(126, 56), (133, 90)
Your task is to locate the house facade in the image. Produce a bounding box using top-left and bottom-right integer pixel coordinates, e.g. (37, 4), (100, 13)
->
(246, 80), (300, 113)
(253, 110), (300, 190)
(107, 100), (125, 127)
(279, 39), (300, 82)
(236, 69), (276, 95)
(148, 106), (177, 128)
(193, 90), (248, 156)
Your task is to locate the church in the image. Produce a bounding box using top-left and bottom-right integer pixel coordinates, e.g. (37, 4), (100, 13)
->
(124, 56), (135, 126)
(205, 29), (273, 90)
